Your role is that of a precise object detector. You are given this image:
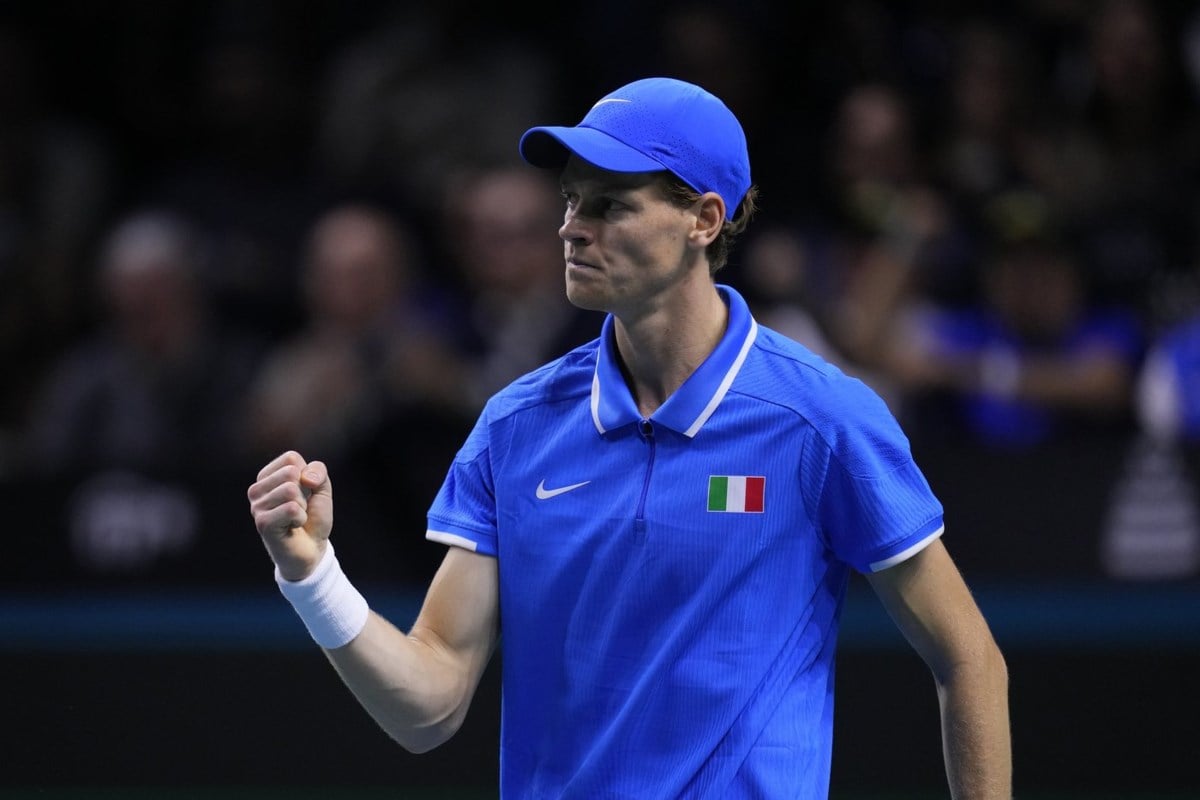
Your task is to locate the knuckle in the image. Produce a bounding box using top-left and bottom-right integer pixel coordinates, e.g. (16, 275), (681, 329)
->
(281, 482), (304, 503)
(284, 506), (308, 529)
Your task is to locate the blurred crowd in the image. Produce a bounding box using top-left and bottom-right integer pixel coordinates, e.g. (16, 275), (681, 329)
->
(2, 1), (1200, 578)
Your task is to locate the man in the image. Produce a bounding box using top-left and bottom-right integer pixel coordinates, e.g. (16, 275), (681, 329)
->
(248, 77), (1011, 798)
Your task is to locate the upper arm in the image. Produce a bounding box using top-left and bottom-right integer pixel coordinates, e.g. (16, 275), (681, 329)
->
(408, 545), (501, 688)
(866, 538), (999, 683)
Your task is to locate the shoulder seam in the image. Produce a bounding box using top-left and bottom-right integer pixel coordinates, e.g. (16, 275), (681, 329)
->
(484, 346), (597, 424)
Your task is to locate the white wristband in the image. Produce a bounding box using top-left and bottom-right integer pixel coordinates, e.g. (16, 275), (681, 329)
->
(275, 543), (370, 649)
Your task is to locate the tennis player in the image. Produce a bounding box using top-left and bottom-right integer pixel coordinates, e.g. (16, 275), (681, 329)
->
(248, 77), (1011, 798)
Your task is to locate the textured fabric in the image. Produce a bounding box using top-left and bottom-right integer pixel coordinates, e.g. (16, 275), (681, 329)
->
(426, 285), (943, 798)
(519, 77), (751, 219)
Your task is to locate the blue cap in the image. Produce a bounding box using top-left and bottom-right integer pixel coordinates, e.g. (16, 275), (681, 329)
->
(519, 77), (752, 220)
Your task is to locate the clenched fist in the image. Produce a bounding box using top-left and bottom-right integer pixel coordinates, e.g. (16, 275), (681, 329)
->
(247, 451), (334, 581)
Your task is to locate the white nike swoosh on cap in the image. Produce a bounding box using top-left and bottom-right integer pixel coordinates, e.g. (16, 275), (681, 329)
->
(590, 98), (631, 108)
(536, 479), (592, 500)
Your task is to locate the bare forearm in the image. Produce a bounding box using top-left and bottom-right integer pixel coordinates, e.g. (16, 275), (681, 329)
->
(323, 612), (482, 753)
(937, 645), (1012, 800)
(866, 542), (1012, 798)
(251, 457), (499, 754)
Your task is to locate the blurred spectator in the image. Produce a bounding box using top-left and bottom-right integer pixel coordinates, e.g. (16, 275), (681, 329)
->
(813, 82), (972, 379)
(0, 19), (113, 470)
(1107, 251), (1200, 579)
(243, 202), (466, 467)
(736, 225), (843, 366)
(24, 210), (263, 478)
(933, 18), (1041, 211)
(242, 201), (478, 584)
(313, 4), (560, 223)
(881, 191), (1143, 448)
(436, 164), (604, 406)
(1136, 310), (1200, 444)
(139, 3), (327, 338)
(1025, 0), (1199, 318)
(0, 2), (1196, 583)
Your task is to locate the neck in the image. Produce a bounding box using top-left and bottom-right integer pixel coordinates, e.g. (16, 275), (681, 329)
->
(613, 278), (727, 417)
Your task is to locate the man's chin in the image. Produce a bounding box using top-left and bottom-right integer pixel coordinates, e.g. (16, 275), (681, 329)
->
(564, 282), (608, 313)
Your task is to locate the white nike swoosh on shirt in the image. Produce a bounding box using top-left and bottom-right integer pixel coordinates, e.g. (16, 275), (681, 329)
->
(536, 479), (592, 500)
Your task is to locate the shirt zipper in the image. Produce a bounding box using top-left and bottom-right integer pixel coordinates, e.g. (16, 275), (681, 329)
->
(636, 419), (656, 535)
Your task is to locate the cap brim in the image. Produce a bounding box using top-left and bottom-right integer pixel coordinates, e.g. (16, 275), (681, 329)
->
(519, 125), (666, 174)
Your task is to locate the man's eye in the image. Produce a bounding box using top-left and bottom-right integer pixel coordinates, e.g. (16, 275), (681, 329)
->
(562, 194), (626, 217)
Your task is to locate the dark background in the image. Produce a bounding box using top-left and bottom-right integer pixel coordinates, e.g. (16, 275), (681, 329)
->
(2, 1), (1199, 796)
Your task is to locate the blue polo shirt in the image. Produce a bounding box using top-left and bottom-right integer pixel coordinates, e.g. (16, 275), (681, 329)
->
(427, 285), (944, 799)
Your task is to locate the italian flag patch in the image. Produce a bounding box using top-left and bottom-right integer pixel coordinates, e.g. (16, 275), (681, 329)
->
(707, 475), (765, 513)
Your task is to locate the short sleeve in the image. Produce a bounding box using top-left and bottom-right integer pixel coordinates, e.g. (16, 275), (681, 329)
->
(426, 409), (499, 557)
(803, 384), (944, 573)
